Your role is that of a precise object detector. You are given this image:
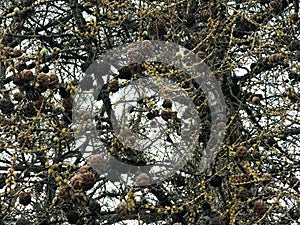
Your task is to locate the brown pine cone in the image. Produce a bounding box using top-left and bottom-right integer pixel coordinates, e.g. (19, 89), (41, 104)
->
(21, 70), (34, 82)
(200, 9), (211, 22)
(19, 192), (31, 206)
(235, 146), (249, 158)
(269, 53), (285, 63)
(71, 173), (84, 190)
(261, 173), (272, 185)
(88, 154), (107, 175)
(81, 171), (96, 190)
(231, 173), (252, 185)
(161, 109), (174, 121)
(134, 173), (150, 186)
(36, 73), (49, 88)
(116, 202), (129, 217)
(108, 79), (119, 93)
(58, 186), (75, 202)
(235, 187), (248, 201)
(78, 165), (93, 174)
(13, 74), (25, 86)
(22, 102), (37, 117)
(0, 98), (14, 114)
(49, 73), (59, 87)
(253, 200), (267, 214)
(162, 99), (172, 109)
(269, 0), (281, 13)
(13, 92), (24, 101)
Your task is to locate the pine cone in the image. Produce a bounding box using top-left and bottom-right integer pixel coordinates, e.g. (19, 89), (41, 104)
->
(0, 98), (14, 114)
(252, 96), (260, 105)
(253, 200), (267, 214)
(78, 165), (93, 174)
(36, 73), (49, 89)
(88, 154), (107, 175)
(269, 53), (285, 63)
(21, 70), (34, 82)
(25, 88), (40, 101)
(118, 66), (132, 80)
(19, 192), (31, 206)
(235, 146), (249, 158)
(13, 74), (25, 86)
(231, 173), (252, 185)
(161, 109), (175, 121)
(22, 102), (37, 117)
(155, 20), (167, 36)
(134, 173), (150, 186)
(162, 99), (172, 109)
(235, 187), (248, 201)
(200, 10), (211, 22)
(13, 92), (24, 101)
(269, 0), (282, 13)
(116, 202), (129, 217)
(71, 174), (84, 190)
(261, 173), (272, 185)
(81, 171), (96, 190)
(58, 186), (75, 202)
(108, 79), (119, 93)
(49, 73), (59, 87)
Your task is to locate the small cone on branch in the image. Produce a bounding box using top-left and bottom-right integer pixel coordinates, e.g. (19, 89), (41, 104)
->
(261, 173), (272, 185)
(161, 109), (174, 121)
(200, 9), (211, 22)
(253, 200), (267, 214)
(269, 53), (285, 63)
(58, 186), (75, 202)
(81, 171), (96, 190)
(19, 192), (31, 206)
(71, 173), (84, 190)
(49, 73), (59, 87)
(269, 0), (282, 13)
(21, 70), (34, 82)
(0, 98), (14, 114)
(235, 146), (249, 158)
(13, 92), (24, 101)
(108, 79), (119, 93)
(162, 99), (172, 109)
(235, 187), (248, 201)
(36, 73), (49, 88)
(134, 173), (150, 186)
(78, 165), (93, 174)
(116, 202), (129, 217)
(88, 154), (107, 175)
(251, 96), (260, 105)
